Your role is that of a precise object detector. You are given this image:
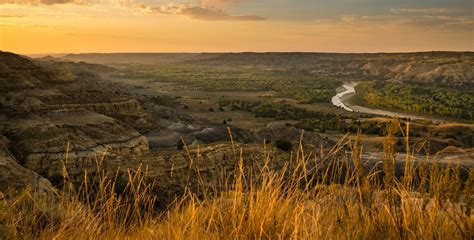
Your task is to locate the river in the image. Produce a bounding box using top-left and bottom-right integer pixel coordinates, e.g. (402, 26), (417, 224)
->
(331, 83), (356, 112)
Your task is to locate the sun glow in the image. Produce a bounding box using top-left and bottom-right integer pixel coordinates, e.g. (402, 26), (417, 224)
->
(1, 0), (473, 53)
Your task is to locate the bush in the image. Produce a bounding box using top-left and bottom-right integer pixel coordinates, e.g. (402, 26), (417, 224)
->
(177, 139), (184, 150)
(274, 140), (293, 152)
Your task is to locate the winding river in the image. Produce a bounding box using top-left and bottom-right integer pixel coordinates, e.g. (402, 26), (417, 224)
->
(331, 83), (357, 112)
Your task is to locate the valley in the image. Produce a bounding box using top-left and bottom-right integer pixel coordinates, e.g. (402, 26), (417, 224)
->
(95, 52), (473, 155)
(1, 50), (473, 223)
(3, 0), (473, 237)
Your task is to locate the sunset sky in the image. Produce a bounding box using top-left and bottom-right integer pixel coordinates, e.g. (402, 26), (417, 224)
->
(1, 0), (473, 54)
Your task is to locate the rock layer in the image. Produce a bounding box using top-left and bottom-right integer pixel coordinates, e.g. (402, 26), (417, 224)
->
(0, 136), (56, 197)
(0, 52), (150, 182)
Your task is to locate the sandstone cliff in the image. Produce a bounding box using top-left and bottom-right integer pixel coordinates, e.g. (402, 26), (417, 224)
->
(0, 52), (151, 185)
(0, 136), (56, 197)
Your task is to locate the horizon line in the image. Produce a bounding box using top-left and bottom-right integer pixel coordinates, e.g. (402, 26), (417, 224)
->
(18, 50), (474, 57)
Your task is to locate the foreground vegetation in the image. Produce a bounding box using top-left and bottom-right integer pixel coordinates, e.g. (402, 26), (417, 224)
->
(1, 125), (473, 239)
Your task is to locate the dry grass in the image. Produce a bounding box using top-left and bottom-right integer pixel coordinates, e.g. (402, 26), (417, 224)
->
(1, 124), (473, 239)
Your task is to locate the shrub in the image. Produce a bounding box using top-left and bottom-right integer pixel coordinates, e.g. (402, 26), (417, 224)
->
(274, 140), (293, 152)
(177, 139), (184, 150)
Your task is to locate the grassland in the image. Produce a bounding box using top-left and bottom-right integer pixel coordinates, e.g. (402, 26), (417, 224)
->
(2, 126), (473, 239)
(113, 63), (342, 104)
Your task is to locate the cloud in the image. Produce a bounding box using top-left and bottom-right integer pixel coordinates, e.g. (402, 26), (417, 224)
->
(0, 14), (27, 17)
(65, 32), (118, 38)
(341, 15), (356, 24)
(150, 3), (265, 21)
(0, 0), (84, 5)
(419, 15), (474, 28)
(389, 8), (458, 14)
(0, 0), (265, 21)
(335, 14), (474, 31)
(199, 0), (245, 6)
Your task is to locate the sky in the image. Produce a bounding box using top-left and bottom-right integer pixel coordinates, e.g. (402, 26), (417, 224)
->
(0, 0), (473, 54)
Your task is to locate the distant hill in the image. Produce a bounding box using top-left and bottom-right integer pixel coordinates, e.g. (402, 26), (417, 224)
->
(61, 53), (220, 65)
(58, 51), (474, 86)
(0, 51), (57, 90)
(35, 56), (114, 76)
(190, 52), (474, 86)
(0, 51), (120, 92)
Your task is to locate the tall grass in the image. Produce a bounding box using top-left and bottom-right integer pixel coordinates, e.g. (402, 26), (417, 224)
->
(1, 124), (473, 239)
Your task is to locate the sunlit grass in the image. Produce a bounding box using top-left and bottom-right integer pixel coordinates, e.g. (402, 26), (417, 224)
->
(1, 124), (473, 239)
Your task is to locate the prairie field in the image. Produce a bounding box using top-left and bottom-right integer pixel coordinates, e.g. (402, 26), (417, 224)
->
(2, 126), (473, 239)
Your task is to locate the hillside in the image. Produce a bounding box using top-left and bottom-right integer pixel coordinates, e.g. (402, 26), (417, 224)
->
(61, 53), (219, 65)
(0, 51), (56, 89)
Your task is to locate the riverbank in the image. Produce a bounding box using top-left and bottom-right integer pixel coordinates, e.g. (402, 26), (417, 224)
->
(332, 82), (446, 122)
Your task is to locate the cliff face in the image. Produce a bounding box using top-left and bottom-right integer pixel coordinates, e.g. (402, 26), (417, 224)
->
(4, 110), (150, 177)
(36, 91), (146, 117)
(359, 58), (474, 85)
(0, 136), (56, 197)
(46, 142), (290, 207)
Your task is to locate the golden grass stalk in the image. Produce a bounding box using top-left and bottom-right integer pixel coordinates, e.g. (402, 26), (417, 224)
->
(1, 127), (472, 239)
